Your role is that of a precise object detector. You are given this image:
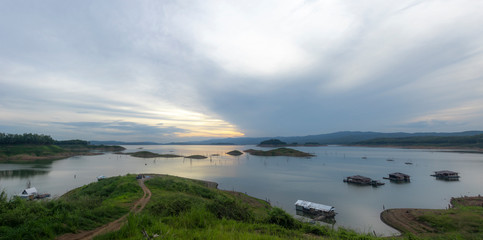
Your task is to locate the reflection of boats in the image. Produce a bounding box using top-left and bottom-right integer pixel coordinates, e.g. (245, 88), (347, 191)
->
(431, 170), (460, 181)
(296, 210), (336, 224)
(383, 172), (410, 182)
(344, 175), (385, 186)
(97, 175), (106, 181)
(295, 200), (336, 220)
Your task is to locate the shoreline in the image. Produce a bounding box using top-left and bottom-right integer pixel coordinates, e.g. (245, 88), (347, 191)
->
(380, 196), (483, 237)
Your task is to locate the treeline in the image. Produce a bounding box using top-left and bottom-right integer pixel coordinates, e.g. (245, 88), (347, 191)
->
(0, 133), (54, 145)
(355, 134), (483, 148)
(0, 133), (89, 146)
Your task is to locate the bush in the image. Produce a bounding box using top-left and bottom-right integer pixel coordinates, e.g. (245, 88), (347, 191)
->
(266, 207), (299, 229)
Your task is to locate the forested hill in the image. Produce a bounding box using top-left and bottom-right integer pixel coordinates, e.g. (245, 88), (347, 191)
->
(177, 131), (483, 145)
(353, 134), (483, 149)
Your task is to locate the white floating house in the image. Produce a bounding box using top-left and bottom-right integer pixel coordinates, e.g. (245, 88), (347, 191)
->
(19, 187), (38, 199)
(295, 199), (336, 217)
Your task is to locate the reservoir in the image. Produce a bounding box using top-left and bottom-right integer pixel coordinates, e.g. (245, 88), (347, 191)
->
(1, 145), (482, 236)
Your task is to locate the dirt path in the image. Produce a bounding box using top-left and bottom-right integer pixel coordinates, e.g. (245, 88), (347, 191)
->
(57, 178), (152, 240)
(380, 208), (436, 235)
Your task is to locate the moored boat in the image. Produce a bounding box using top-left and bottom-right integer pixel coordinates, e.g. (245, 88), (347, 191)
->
(295, 200), (336, 218)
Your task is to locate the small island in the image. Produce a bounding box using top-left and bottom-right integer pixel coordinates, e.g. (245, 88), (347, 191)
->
(244, 147), (314, 157)
(185, 155), (208, 159)
(226, 150), (243, 156)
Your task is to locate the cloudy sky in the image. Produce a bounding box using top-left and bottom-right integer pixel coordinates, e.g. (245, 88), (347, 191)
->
(1, 0), (483, 142)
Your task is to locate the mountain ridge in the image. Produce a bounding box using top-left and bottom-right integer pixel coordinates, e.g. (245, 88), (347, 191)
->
(90, 130), (483, 145)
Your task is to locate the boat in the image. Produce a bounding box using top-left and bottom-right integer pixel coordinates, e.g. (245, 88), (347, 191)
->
(17, 187), (51, 200)
(383, 172), (410, 182)
(295, 200), (336, 219)
(431, 170), (460, 181)
(97, 175), (106, 181)
(344, 175), (385, 186)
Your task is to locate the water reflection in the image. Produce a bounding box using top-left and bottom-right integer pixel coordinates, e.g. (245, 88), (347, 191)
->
(0, 169), (49, 179)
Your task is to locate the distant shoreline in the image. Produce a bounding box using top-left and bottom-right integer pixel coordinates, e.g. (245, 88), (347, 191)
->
(349, 144), (483, 153)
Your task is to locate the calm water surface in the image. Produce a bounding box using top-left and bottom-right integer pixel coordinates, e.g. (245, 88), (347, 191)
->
(1, 145), (483, 236)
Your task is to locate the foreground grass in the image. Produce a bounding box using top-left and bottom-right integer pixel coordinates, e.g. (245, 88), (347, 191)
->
(414, 201), (483, 240)
(0, 175), (142, 240)
(95, 175), (380, 240)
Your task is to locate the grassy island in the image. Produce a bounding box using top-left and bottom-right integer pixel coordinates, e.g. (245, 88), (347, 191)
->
(226, 150), (244, 156)
(244, 147), (315, 157)
(0, 133), (125, 163)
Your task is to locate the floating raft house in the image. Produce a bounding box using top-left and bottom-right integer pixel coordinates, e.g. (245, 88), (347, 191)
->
(431, 170), (460, 180)
(295, 200), (336, 218)
(343, 175), (385, 186)
(384, 172), (411, 182)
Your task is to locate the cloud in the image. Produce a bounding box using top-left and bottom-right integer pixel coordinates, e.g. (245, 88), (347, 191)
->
(1, 0), (483, 141)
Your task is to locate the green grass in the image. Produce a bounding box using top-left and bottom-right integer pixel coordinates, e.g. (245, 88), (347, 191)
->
(0, 175), (142, 240)
(416, 205), (483, 240)
(0, 145), (65, 157)
(94, 175), (381, 240)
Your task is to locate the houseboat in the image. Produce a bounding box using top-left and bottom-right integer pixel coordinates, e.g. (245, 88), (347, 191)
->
(295, 200), (336, 219)
(384, 172), (410, 182)
(431, 170), (460, 181)
(343, 175), (385, 186)
(18, 187), (38, 200)
(17, 187), (50, 200)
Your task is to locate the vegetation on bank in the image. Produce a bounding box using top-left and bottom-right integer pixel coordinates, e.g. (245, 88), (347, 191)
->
(93, 175), (377, 240)
(0, 132), (125, 163)
(381, 196), (483, 240)
(244, 147), (315, 157)
(353, 134), (483, 149)
(0, 175), (142, 240)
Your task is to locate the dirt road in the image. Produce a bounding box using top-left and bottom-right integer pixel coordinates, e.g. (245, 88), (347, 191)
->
(56, 178), (152, 240)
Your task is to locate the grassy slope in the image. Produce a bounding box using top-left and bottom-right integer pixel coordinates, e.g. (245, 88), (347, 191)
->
(95, 175), (377, 240)
(0, 175), (142, 240)
(414, 200), (483, 240)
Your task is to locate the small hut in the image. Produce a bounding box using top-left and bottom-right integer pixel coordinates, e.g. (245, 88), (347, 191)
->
(431, 170), (460, 180)
(386, 172), (410, 182)
(295, 200), (336, 218)
(343, 175), (384, 186)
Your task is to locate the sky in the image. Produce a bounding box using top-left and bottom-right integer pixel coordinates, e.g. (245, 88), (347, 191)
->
(1, 0), (483, 142)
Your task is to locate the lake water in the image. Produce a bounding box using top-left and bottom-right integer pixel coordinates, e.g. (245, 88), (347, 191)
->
(1, 145), (483, 236)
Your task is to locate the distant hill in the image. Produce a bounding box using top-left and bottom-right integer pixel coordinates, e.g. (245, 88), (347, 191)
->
(353, 133), (483, 148)
(89, 140), (161, 145)
(179, 131), (483, 145)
